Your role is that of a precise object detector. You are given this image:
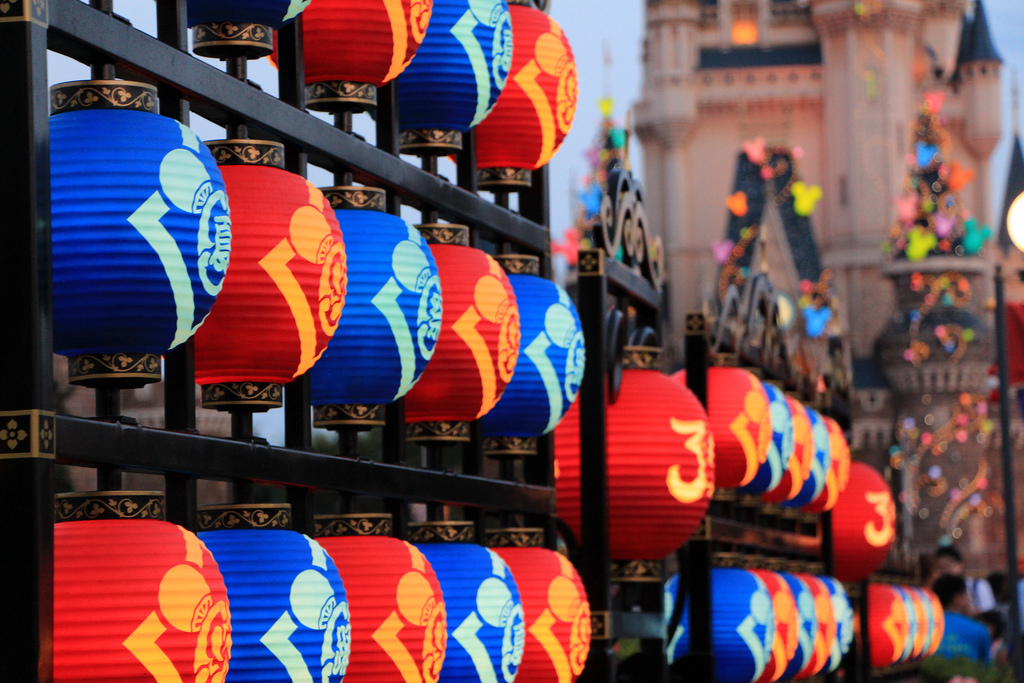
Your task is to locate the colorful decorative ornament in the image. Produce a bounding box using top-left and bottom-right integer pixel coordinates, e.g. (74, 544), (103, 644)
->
(50, 80), (231, 389)
(763, 398), (814, 503)
(795, 575), (835, 679)
(819, 577), (854, 674)
(738, 383), (792, 495)
(778, 573), (818, 681)
(831, 462), (896, 582)
(726, 191), (749, 217)
(749, 570), (798, 683)
(802, 416), (850, 513)
(784, 408), (831, 508)
(961, 217), (991, 255)
(194, 140), (346, 412)
(189, 0), (311, 58)
(790, 182), (822, 217)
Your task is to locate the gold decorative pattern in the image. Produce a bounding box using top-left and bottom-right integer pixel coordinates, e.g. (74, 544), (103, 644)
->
(400, 128), (464, 154)
(0, 0), (47, 27)
(712, 352), (739, 367)
(50, 80), (156, 115)
(406, 420), (471, 443)
(416, 224), (470, 246)
(623, 345), (661, 370)
(321, 186), (386, 212)
(494, 255), (541, 276)
(483, 436), (538, 458)
(196, 504), (292, 531)
(486, 527), (545, 548)
(68, 353), (161, 388)
(685, 313), (706, 337)
(201, 382), (283, 411)
(206, 140), (285, 169)
(306, 81), (377, 113)
(0, 409), (55, 460)
(477, 167), (532, 189)
(408, 521), (476, 544)
(712, 552), (746, 568)
(314, 513), (393, 537)
(611, 560), (662, 583)
(314, 404), (386, 429)
(590, 611), (611, 641)
(192, 22), (274, 59)
(693, 517), (712, 540)
(56, 491), (165, 522)
(577, 249), (604, 277)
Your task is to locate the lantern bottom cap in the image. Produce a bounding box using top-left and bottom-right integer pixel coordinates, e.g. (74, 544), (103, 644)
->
(313, 403), (386, 429)
(305, 81), (377, 114)
(192, 22), (274, 59)
(200, 381), (283, 412)
(483, 436), (538, 458)
(477, 167), (532, 190)
(405, 420), (471, 443)
(399, 128), (464, 155)
(67, 352), (161, 389)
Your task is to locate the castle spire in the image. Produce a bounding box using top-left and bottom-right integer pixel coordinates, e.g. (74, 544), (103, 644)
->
(956, 0), (1002, 70)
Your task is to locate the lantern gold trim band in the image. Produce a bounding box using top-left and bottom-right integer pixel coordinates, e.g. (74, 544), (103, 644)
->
(408, 521), (476, 544)
(206, 139), (285, 169)
(590, 611), (611, 640)
(477, 167), (532, 189)
(314, 404), (387, 429)
(610, 560), (663, 583)
(0, 0), (48, 27)
(314, 513), (393, 537)
(200, 381), (283, 411)
(197, 503), (292, 531)
(321, 186), (387, 212)
(622, 345), (661, 369)
(416, 223), (470, 246)
(406, 420), (471, 443)
(67, 353), (162, 389)
(0, 409), (55, 460)
(192, 22), (274, 59)
(485, 527), (545, 548)
(494, 254), (541, 276)
(483, 436), (538, 458)
(50, 80), (157, 115)
(56, 491), (165, 522)
(306, 81), (378, 113)
(399, 129), (464, 155)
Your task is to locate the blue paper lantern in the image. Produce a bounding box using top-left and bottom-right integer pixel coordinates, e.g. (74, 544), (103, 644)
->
(783, 408), (831, 508)
(481, 264), (584, 455)
(311, 188), (442, 427)
(187, 0), (309, 28)
(895, 586), (917, 663)
(397, 0), (513, 151)
(199, 508), (352, 683)
(819, 576), (853, 673)
(779, 573), (818, 680)
(665, 569), (775, 683)
(50, 82), (231, 369)
(738, 382), (793, 495)
(414, 532), (525, 682)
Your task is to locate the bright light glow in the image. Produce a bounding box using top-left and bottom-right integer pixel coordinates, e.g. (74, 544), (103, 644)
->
(732, 20), (758, 45)
(1010, 191), (1024, 253)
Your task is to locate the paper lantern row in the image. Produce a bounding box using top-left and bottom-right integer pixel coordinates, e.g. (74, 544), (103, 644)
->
(52, 503), (591, 683)
(664, 569), (854, 683)
(867, 583), (945, 668)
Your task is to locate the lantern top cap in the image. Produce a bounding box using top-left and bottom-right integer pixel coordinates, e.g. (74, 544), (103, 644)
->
(418, 223), (470, 246)
(55, 491), (165, 523)
(494, 254), (541, 276)
(314, 513), (393, 538)
(623, 345), (662, 369)
(321, 185), (386, 212)
(486, 527), (546, 548)
(205, 139), (286, 169)
(50, 80), (158, 116)
(409, 521), (477, 544)
(196, 503), (292, 531)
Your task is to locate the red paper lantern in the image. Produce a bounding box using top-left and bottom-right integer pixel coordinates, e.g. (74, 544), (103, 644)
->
(556, 349), (715, 560)
(54, 492), (232, 682)
(475, 4), (578, 188)
(925, 588), (945, 657)
(831, 462), (896, 582)
(404, 227), (520, 442)
(194, 141), (346, 411)
(796, 575), (836, 679)
(491, 540), (591, 683)
(908, 587), (929, 660)
(315, 515), (447, 683)
(867, 584), (909, 668)
(298, 0), (432, 111)
(802, 417), (851, 514)
(674, 366), (769, 489)
(762, 398), (813, 503)
(750, 570), (798, 683)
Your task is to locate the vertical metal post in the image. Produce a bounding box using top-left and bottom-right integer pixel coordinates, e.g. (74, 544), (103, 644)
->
(994, 265), (1024, 683)
(0, 5), (54, 680)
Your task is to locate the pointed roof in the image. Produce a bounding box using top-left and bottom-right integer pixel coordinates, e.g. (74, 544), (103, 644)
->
(956, 0), (1002, 68)
(999, 135), (1024, 253)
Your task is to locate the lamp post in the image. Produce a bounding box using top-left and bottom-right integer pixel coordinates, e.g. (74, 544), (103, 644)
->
(998, 188), (1024, 682)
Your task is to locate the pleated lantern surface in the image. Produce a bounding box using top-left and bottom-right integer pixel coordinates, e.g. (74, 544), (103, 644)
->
(188, 0), (310, 58)
(763, 398), (813, 503)
(819, 577), (854, 674)
(784, 408), (831, 508)
(867, 584), (909, 668)
(311, 187), (441, 428)
(795, 575), (836, 679)
(397, 0), (513, 153)
(490, 540), (590, 683)
(475, 3), (577, 189)
(674, 366), (770, 489)
(924, 588), (945, 657)
(300, 0), (433, 112)
(779, 573), (818, 681)
(404, 227), (520, 443)
(54, 492), (232, 682)
(481, 258), (584, 457)
(831, 462), (895, 582)
(50, 81), (232, 388)
(907, 588), (929, 660)
(411, 522), (525, 683)
(194, 141), (346, 412)
(556, 348), (715, 560)
(802, 417), (851, 513)
(739, 382), (793, 495)
(315, 515), (447, 683)
(749, 570), (798, 683)
(197, 505), (351, 683)
(665, 569), (776, 683)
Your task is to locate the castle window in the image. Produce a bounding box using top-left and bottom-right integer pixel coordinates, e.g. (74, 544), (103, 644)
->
(731, 1), (759, 45)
